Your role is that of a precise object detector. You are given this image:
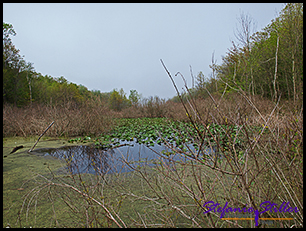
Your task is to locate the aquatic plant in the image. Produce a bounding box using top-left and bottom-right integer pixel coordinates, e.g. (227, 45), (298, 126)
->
(69, 117), (244, 160)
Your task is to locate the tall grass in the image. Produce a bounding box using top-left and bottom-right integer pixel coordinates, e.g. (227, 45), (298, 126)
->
(3, 98), (114, 137)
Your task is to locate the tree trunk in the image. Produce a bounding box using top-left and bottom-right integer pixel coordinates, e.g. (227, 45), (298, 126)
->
(285, 73), (290, 100)
(14, 73), (18, 107)
(27, 72), (32, 107)
(273, 35), (279, 102)
(292, 56), (296, 105)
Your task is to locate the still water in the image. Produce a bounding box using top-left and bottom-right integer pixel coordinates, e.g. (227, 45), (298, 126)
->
(40, 140), (218, 175)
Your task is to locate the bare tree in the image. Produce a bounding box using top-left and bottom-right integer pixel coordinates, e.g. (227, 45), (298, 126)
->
(234, 11), (256, 49)
(209, 51), (218, 92)
(234, 11), (257, 96)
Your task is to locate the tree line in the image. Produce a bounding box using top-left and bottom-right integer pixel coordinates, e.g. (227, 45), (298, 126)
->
(3, 4), (303, 112)
(193, 3), (303, 104)
(3, 22), (143, 110)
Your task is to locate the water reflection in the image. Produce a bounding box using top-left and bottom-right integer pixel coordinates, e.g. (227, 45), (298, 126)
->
(42, 141), (220, 175)
(42, 142), (177, 174)
(44, 145), (110, 174)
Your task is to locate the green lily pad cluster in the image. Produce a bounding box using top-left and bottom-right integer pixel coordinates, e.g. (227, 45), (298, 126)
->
(102, 118), (169, 147)
(92, 118), (242, 151)
(67, 118), (245, 153)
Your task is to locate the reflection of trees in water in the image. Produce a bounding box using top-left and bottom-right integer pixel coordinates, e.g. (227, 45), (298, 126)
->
(49, 145), (111, 175)
(46, 143), (219, 175)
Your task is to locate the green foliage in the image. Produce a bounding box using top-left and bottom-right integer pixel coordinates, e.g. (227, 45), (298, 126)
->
(3, 22), (19, 68)
(30, 74), (84, 106)
(182, 4), (303, 103)
(91, 118), (242, 152)
(128, 89), (141, 106)
(2, 22), (132, 109)
(3, 22), (30, 106)
(109, 88), (131, 111)
(216, 3), (303, 101)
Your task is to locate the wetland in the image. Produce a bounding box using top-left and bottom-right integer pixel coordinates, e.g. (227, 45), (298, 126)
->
(3, 118), (242, 227)
(3, 115), (302, 228)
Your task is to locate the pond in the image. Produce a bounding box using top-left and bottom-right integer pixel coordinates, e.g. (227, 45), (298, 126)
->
(38, 139), (219, 175)
(25, 118), (231, 175)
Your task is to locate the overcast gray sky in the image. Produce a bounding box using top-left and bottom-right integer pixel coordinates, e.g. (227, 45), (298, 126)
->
(3, 3), (284, 99)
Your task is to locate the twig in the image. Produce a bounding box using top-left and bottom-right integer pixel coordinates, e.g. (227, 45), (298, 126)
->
(10, 145), (24, 154)
(137, 212), (147, 228)
(51, 181), (124, 228)
(4, 145), (25, 158)
(28, 121), (54, 152)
